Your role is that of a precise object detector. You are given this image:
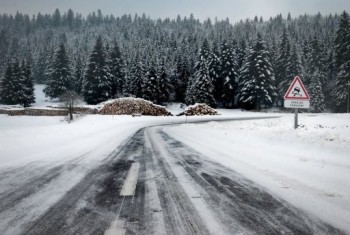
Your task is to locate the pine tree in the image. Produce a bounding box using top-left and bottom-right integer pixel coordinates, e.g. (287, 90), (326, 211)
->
(33, 45), (54, 84)
(309, 70), (325, 112)
(332, 11), (350, 112)
(279, 45), (303, 102)
(158, 61), (172, 104)
(73, 54), (85, 94)
(142, 63), (160, 104)
(109, 40), (125, 98)
(52, 9), (61, 27)
(129, 53), (144, 98)
(44, 43), (73, 99)
(306, 37), (327, 111)
(174, 55), (190, 103)
(185, 76), (195, 105)
(220, 40), (238, 108)
(325, 50), (336, 105)
(0, 61), (32, 106)
(83, 36), (111, 104)
(200, 38), (211, 61)
(21, 60), (35, 107)
(235, 39), (247, 77)
(208, 40), (222, 103)
(239, 34), (276, 109)
(0, 64), (14, 104)
(191, 56), (216, 107)
(0, 29), (9, 75)
(275, 28), (291, 105)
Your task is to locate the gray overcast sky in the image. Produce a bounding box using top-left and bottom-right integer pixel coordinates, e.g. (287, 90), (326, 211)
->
(0, 0), (349, 23)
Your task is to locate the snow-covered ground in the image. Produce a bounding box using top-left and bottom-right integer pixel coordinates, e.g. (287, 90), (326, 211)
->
(164, 113), (350, 233)
(34, 84), (61, 107)
(34, 84), (86, 107)
(1, 103), (349, 233)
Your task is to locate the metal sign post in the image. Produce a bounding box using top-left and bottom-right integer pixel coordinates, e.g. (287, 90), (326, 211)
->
(294, 108), (298, 129)
(284, 76), (310, 129)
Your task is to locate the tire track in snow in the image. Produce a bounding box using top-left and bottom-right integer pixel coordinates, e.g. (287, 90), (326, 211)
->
(0, 165), (64, 213)
(155, 128), (345, 235)
(20, 130), (145, 235)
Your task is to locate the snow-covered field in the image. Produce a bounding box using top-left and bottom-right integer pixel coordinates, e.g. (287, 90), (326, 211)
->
(0, 110), (349, 233)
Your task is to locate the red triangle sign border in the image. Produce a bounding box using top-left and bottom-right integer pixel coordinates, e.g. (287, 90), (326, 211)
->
(284, 76), (310, 100)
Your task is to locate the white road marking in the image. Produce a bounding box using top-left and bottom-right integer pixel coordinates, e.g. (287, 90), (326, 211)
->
(120, 163), (140, 196)
(104, 219), (126, 235)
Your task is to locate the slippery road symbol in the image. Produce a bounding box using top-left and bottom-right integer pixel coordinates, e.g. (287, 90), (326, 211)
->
(292, 87), (302, 97)
(284, 76), (310, 100)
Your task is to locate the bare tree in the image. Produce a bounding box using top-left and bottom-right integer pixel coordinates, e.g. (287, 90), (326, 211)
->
(60, 91), (81, 121)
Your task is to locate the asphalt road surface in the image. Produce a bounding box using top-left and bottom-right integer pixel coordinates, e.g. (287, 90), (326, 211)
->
(0, 123), (345, 235)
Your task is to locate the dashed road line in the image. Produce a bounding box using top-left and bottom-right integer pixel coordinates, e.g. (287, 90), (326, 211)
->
(120, 163), (140, 197)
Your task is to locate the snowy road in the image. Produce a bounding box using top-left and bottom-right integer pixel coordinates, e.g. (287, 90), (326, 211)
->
(0, 122), (344, 235)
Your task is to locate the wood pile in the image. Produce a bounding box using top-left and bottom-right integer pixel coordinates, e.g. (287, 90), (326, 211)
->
(0, 105), (25, 116)
(73, 107), (98, 114)
(178, 103), (219, 116)
(99, 98), (172, 116)
(24, 108), (68, 116)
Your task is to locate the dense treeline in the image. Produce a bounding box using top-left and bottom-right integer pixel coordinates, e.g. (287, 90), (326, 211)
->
(0, 9), (349, 112)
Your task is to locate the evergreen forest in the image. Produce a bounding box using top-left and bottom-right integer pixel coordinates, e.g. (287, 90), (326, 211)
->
(0, 9), (350, 112)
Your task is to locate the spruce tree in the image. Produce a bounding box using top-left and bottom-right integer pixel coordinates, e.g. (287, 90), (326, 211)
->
(200, 39), (211, 61)
(239, 34), (276, 109)
(306, 37), (327, 111)
(235, 39), (247, 78)
(208, 40), (222, 103)
(0, 64), (14, 104)
(73, 54), (85, 94)
(11, 61), (24, 104)
(275, 28), (291, 106)
(158, 61), (172, 104)
(309, 70), (325, 112)
(174, 55), (190, 103)
(109, 40), (125, 98)
(191, 56), (216, 107)
(83, 36), (111, 104)
(220, 40), (238, 108)
(0, 61), (32, 106)
(0, 29), (9, 75)
(185, 76), (195, 105)
(325, 50), (336, 106)
(332, 11), (350, 112)
(129, 53), (144, 98)
(142, 63), (160, 104)
(33, 45), (53, 84)
(21, 61), (35, 107)
(279, 45), (303, 102)
(44, 43), (73, 99)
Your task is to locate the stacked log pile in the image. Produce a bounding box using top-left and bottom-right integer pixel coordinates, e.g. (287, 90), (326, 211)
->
(73, 107), (98, 114)
(0, 105), (97, 116)
(0, 105), (25, 116)
(99, 98), (172, 116)
(178, 103), (219, 116)
(25, 108), (68, 116)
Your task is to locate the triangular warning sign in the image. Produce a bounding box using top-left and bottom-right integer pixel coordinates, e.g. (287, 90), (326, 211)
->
(284, 76), (310, 100)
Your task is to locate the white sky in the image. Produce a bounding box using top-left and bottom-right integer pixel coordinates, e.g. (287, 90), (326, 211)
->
(0, 0), (349, 23)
